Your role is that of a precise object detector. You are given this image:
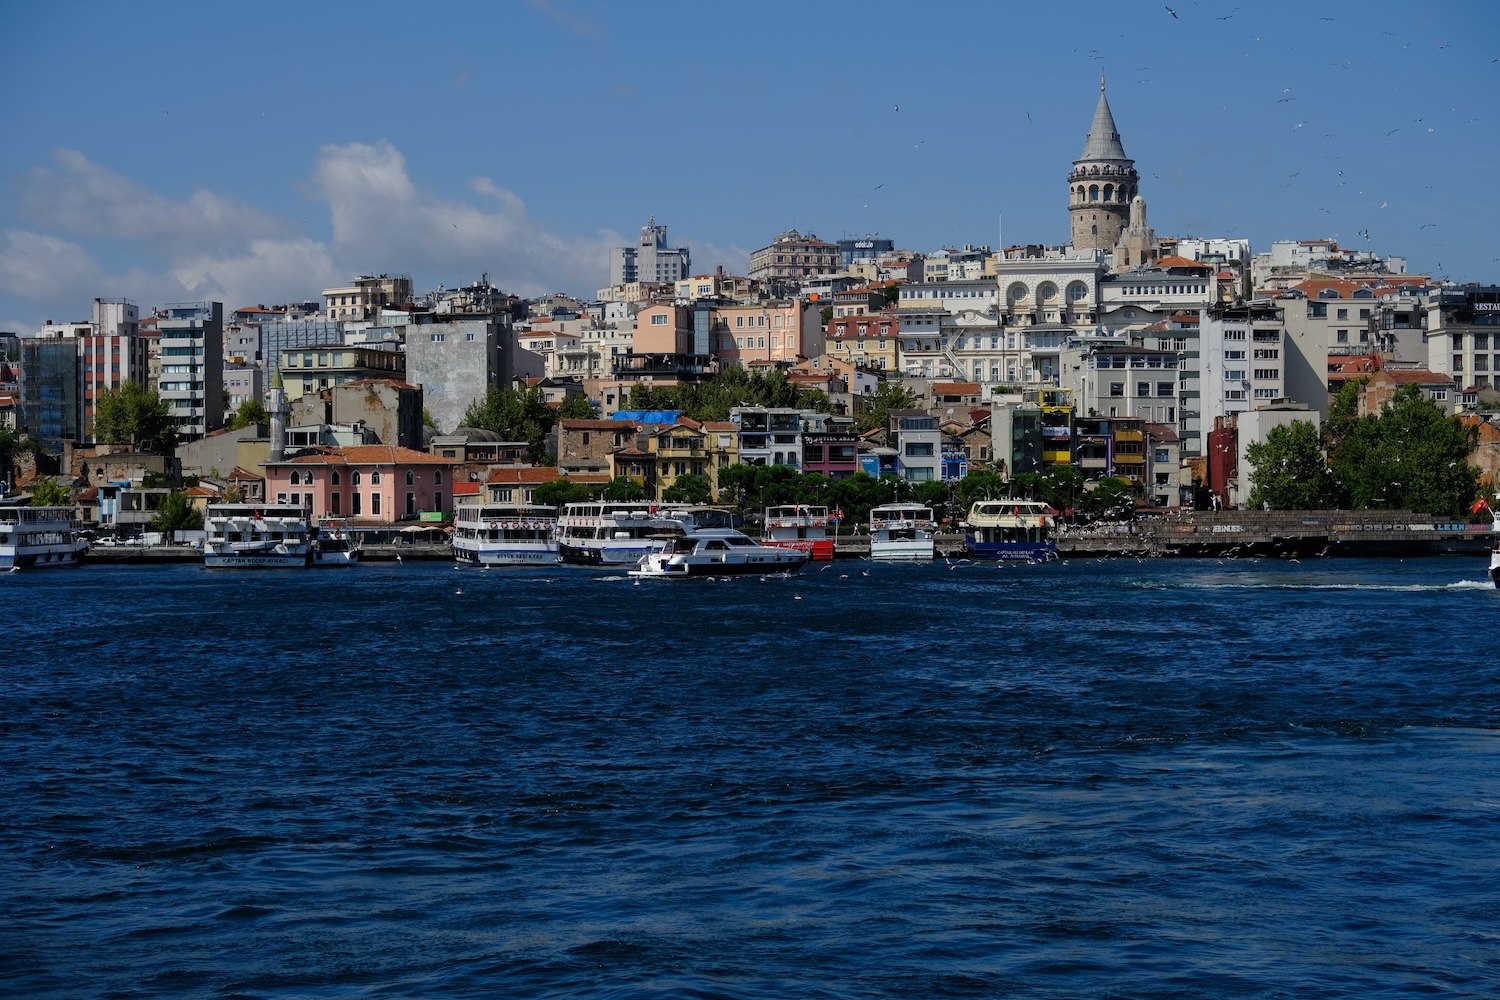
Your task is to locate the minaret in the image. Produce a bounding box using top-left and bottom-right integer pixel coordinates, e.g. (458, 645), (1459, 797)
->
(266, 368), (287, 463)
(1069, 74), (1139, 252)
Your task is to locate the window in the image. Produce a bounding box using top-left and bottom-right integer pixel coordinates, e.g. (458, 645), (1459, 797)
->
(1226, 370), (1246, 381)
(434, 470), (443, 485)
(351, 491), (362, 515)
(405, 470), (414, 485)
(352, 471), (362, 486)
(1155, 448), (1170, 463)
(1454, 355), (1465, 372)
(1336, 330), (1349, 344)
(1254, 369), (1280, 380)
(650, 314), (668, 326)
(434, 492), (443, 511)
(1137, 382), (1151, 397)
(582, 432), (590, 446)
(1110, 382), (1124, 397)
(466, 333), (476, 341)
(904, 442), (935, 457)
(1156, 382), (1174, 397)
(1337, 308), (1348, 320)
(430, 333), (445, 342)
(1254, 348), (1279, 359)
(371, 492), (381, 515)
(1478, 334), (1491, 350)
(331, 492), (341, 515)
(370, 471), (380, 485)
(331, 470), (341, 486)
(406, 492), (416, 518)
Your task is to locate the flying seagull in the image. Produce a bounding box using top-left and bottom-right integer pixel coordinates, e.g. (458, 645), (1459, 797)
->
(1165, 5), (1178, 17)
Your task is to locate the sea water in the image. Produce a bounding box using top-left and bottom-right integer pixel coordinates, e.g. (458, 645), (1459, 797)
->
(3, 558), (1498, 998)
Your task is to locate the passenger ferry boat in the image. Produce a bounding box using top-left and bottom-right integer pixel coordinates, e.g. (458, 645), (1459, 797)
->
(202, 503), (311, 568)
(762, 504), (836, 561)
(868, 502), (936, 561)
(0, 504), (88, 569)
(630, 527), (809, 579)
(452, 502), (560, 566)
(556, 501), (696, 566)
(964, 499), (1057, 561)
(310, 521), (362, 566)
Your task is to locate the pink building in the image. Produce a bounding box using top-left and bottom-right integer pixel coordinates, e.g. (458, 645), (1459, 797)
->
(633, 304), (695, 354)
(265, 445), (457, 523)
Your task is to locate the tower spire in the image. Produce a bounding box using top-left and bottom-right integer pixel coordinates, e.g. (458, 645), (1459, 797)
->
(1101, 71), (1106, 93)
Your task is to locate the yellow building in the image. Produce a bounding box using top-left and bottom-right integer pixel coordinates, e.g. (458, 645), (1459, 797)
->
(647, 418), (739, 500)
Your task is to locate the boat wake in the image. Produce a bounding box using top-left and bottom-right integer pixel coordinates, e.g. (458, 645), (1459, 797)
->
(1143, 579), (1494, 593)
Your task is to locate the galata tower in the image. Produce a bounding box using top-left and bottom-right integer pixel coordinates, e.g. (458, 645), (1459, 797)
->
(1069, 74), (1139, 251)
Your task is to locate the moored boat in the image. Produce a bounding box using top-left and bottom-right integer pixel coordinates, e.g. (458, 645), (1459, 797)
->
(203, 503), (311, 567)
(1489, 541), (1499, 589)
(762, 504), (837, 561)
(964, 499), (1057, 561)
(311, 521), (362, 566)
(452, 503), (560, 566)
(868, 502), (936, 561)
(629, 527), (810, 578)
(556, 501), (695, 566)
(0, 504), (88, 569)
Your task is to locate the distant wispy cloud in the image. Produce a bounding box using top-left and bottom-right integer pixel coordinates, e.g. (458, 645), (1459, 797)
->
(525, 0), (604, 39)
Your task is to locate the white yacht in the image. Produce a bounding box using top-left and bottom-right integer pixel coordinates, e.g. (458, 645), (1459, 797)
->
(203, 504), (311, 568)
(311, 521), (362, 566)
(868, 502), (936, 561)
(452, 503), (560, 566)
(0, 504), (88, 570)
(630, 527), (809, 579)
(556, 501), (695, 566)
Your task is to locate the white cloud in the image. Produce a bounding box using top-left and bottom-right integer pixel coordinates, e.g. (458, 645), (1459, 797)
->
(0, 230), (100, 304)
(19, 150), (291, 256)
(314, 140), (618, 297)
(0, 142), (625, 326)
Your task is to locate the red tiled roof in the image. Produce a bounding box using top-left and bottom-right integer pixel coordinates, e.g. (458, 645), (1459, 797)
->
(486, 467), (564, 485)
(270, 445), (455, 467)
(228, 466), (262, 482)
(1155, 255), (1213, 270)
(932, 382), (980, 395)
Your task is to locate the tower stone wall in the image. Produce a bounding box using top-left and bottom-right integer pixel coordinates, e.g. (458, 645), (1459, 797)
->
(1069, 76), (1138, 252)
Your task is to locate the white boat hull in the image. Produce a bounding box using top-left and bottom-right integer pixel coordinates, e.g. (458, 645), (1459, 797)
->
(204, 551), (309, 568)
(454, 542), (560, 566)
(0, 542), (88, 570)
(869, 537), (935, 561)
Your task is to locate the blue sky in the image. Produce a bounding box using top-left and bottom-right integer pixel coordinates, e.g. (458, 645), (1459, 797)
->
(2, 0), (1496, 331)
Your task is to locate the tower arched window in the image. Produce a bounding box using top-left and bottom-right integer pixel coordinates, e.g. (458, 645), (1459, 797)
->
(1092, 226), (1098, 235)
(1089, 185), (1099, 201)
(1103, 184), (1114, 202)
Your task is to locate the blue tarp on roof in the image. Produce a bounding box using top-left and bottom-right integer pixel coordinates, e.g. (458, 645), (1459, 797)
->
(609, 410), (682, 424)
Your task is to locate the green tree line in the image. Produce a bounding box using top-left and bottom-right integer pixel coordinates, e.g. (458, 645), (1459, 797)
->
(1247, 381), (1481, 517)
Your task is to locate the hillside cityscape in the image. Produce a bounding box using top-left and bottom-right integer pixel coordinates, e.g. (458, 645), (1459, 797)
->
(3, 80), (1495, 529)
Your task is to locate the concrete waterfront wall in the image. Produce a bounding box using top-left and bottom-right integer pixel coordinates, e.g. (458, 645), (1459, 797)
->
(1058, 510), (1493, 557)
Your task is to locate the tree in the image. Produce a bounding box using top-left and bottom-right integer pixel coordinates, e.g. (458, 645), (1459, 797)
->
(820, 306), (834, 327)
(857, 380), (919, 433)
(601, 476), (646, 502)
(1328, 384), (1478, 516)
(0, 427), (39, 491)
(882, 283), (902, 307)
(533, 478), (596, 508)
(1247, 420), (1339, 510)
(1082, 477), (1136, 518)
(461, 386), (556, 463)
(229, 398), (268, 430)
(151, 491), (203, 533)
(556, 394), (597, 419)
(954, 470), (1009, 514)
(93, 382), (178, 455)
(662, 473), (712, 504)
(28, 476), (70, 507)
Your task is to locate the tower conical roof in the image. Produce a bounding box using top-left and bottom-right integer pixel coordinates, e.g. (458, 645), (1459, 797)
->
(1079, 79), (1129, 162)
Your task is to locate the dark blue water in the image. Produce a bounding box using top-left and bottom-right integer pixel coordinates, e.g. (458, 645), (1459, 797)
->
(4, 558), (1499, 998)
